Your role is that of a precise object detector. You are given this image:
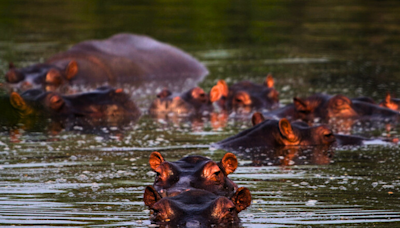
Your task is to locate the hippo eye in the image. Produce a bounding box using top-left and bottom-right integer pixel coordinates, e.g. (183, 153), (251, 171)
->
(228, 207), (235, 213)
(298, 110), (310, 114)
(235, 98), (243, 103)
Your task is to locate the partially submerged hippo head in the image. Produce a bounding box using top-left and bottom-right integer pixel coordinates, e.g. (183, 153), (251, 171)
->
(149, 87), (212, 117)
(34, 86), (140, 126)
(292, 94), (358, 123)
(214, 114), (335, 152)
(210, 74), (279, 114)
(149, 152), (238, 197)
(144, 186), (251, 228)
(5, 61), (78, 92)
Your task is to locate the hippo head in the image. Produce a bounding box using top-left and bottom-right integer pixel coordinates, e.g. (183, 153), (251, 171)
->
(149, 87), (212, 117)
(5, 61), (78, 92)
(149, 152), (238, 197)
(210, 74), (279, 114)
(293, 94), (358, 123)
(274, 118), (336, 146)
(35, 86), (140, 125)
(144, 186), (251, 228)
(215, 113), (336, 152)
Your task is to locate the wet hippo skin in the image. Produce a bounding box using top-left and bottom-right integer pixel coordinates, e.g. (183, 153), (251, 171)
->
(5, 33), (208, 92)
(149, 152), (238, 197)
(144, 185), (251, 228)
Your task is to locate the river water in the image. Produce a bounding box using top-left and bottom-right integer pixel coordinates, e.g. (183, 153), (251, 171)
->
(0, 0), (400, 227)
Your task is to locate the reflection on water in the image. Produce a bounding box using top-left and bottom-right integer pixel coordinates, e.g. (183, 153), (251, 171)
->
(1, 0), (400, 227)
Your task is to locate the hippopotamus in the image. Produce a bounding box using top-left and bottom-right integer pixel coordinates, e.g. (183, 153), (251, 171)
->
(379, 93), (400, 112)
(148, 87), (212, 118)
(144, 186), (251, 228)
(264, 93), (399, 125)
(148, 151), (238, 197)
(213, 114), (336, 152)
(31, 86), (141, 127)
(210, 74), (279, 114)
(5, 33), (208, 93)
(0, 89), (47, 131)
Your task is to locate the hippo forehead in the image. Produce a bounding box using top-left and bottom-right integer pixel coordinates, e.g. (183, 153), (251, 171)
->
(167, 156), (213, 174)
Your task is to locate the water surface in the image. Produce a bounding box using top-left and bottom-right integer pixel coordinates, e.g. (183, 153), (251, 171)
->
(1, 0), (400, 227)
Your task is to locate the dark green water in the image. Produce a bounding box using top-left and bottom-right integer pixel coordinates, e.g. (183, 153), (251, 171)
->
(1, 0), (400, 227)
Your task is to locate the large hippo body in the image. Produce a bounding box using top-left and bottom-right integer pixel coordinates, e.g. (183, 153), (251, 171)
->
(5, 33), (208, 93)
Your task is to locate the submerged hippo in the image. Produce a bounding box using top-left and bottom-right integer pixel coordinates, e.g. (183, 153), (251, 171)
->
(265, 93), (399, 124)
(210, 74), (279, 114)
(5, 33), (208, 92)
(33, 86), (141, 127)
(149, 151), (238, 197)
(144, 186), (251, 228)
(148, 87), (212, 118)
(214, 115), (336, 152)
(0, 89), (47, 131)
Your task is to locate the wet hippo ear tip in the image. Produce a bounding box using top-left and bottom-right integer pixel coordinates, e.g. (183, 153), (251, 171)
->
(149, 151), (165, 170)
(265, 73), (274, 88)
(251, 112), (265, 126)
(65, 60), (79, 80)
(220, 152), (238, 175)
(10, 92), (26, 109)
(232, 187), (252, 212)
(385, 92), (392, 102)
(144, 185), (162, 207)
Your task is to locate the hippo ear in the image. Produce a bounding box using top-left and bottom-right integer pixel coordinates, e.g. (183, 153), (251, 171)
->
(48, 94), (65, 111)
(219, 153), (238, 175)
(157, 89), (172, 99)
(46, 69), (63, 85)
(65, 60), (78, 80)
(143, 185), (162, 207)
(10, 92), (27, 110)
(210, 80), (229, 102)
(251, 112), (265, 126)
(264, 73), (274, 88)
(385, 92), (392, 103)
(149, 151), (165, 171)
(231, 187), (251, 212)
(9, 62), (15, 69)
(293, 97), (308, 111)
(279, 118), (297, 142)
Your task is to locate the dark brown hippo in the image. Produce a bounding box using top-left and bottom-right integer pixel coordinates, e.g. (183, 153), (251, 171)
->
(210, 74), (279, 115)
(144, 186), (251, 228)
(149, 152), (238, 197)
(264, 93), (399, 126)
(0, 89), (48, 131)
(148, 87), (212, 118)
(32, 86), (141, 128)
(379, 93), (400, 112)
(213, 115), (336, 152)
(5, 33), (208, 93)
